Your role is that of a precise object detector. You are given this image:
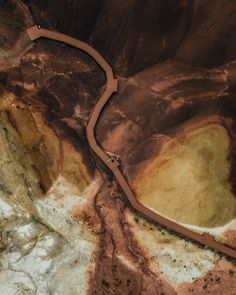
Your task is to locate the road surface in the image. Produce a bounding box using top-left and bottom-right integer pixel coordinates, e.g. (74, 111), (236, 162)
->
(26, 25), (236, 259)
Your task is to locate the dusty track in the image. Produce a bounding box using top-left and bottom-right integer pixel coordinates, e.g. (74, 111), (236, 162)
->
(26, 25), (236, 259)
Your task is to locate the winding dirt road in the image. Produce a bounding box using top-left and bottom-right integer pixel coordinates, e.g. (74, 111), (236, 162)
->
(26, 25), (236, 260)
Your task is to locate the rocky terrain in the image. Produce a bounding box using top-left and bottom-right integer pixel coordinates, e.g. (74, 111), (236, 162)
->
(0, 1), (236, 294)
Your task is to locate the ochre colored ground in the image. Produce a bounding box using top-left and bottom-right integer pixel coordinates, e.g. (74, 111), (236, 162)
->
(136, 124), (236, 227)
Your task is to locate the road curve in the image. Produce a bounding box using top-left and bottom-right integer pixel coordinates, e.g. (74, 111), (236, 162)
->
(26, 25), (236, 260)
